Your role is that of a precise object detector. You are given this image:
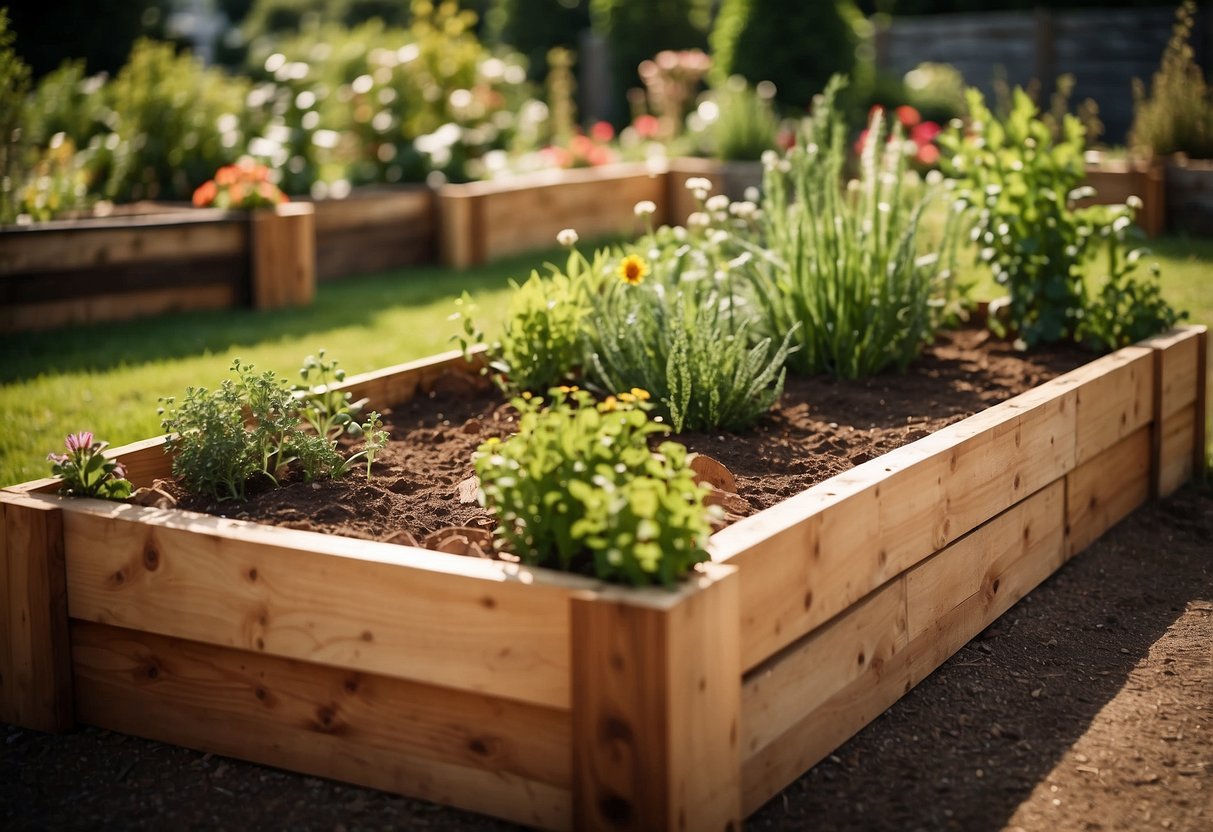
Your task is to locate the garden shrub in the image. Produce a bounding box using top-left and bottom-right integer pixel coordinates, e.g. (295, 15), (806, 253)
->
(1130, 0), (1213, 160)
(710, 0), (861, 112)
(0, 9), (31, 224)
(734, 77), (957, 378)
(939, 87), (1182, 350)
(474, 387), (715, 586)
(103, 39), (253, 202)
(699, 76), (780, 162)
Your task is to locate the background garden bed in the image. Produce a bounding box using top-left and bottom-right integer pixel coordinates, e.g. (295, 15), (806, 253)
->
(0, 325), (1203, 830)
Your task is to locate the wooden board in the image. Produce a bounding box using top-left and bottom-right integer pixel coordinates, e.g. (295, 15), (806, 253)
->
(60, 500), (591, 709)
(715, 375), (1077, 671)
(73, 620), (571, 830)
(572, 564), (740, 831)
(1157, 404), (1197, 499)
(311, 189), (434, 280)
(741, 481), (1067, 815)
(0, 493), (72, 731)
(1065, 426), (1152, 557)
(0, 212), (244, 274)
(338, 347), (488, 411)
(1073, 346), (1153, 465)
(1144, 326), (1201, 420)
(1, 283), (240, 335)
(250, 203), (315, 310)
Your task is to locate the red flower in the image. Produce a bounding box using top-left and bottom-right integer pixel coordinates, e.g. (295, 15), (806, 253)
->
(896, 105), (921, 128)
(632, 114), (660, 139)
(590, 121), (615, 143)
(911, 121), (942, 145)
(915, 144), (940, 166)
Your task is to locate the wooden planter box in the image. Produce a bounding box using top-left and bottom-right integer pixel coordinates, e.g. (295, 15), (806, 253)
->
(0, 318), (1205, 828)
(307, 187), (434, 281)
(1164, 156), (1213, 237)
(1081, 157), (1166, 238)
(436, 163), (667, 268)
(0, 203), (315, 333)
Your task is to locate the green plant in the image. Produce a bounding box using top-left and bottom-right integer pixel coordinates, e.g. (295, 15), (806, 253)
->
(453, 244), (599, 394)
(711, 0), (861, 112)
(0, 9), (31, 224)
(1130, 0), (1213, 160)
(939, 86), (1181, 348)
(294, 349), (368, 440)
(103, 39), (254, 202)
(14, 133), (93, 221)
(474, 387), (715, 586)
(581, 244), (795, 433)
(46, 431), (132, 500)
(738, 77), (957, 377)
(159, 358), (349, 500)
(701, 75), (780, 162)
(338, 411), (389, 481)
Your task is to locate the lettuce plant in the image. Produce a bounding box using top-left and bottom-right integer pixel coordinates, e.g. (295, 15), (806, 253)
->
(474, 388), (715, 586)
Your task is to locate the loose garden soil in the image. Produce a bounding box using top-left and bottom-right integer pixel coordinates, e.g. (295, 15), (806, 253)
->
(164, 326), (1095, 548)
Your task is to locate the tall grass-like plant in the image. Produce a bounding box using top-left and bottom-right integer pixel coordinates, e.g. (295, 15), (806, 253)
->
(704, 75), (780, 162)
(1130, 0), (1213, 160)
(737, 77), (957, 378)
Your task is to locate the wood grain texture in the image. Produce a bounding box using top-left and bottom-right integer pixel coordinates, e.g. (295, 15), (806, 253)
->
(715, 374), (1077, 672)
(0, 212), (244, 274)
(1073, 346), (1154, 465)
(1157, 405), (1197, 499)
(1142, 326), (1203, 420)
(742, 481), (1067, 815)
(0, 493), (72, 731)
(741, 579), (907, 764)
(1065, 426), (1152, 557)
(250, 203), (315, 310)
(572, 564), (740, 832)
(61, 501), (590, 708)
(72, 620), (571, 829)
(1, 283), (240, 335)
(311, 189), (434, 280)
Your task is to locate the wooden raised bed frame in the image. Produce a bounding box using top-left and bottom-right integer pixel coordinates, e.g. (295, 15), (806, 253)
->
(1, 325), (1206, 830)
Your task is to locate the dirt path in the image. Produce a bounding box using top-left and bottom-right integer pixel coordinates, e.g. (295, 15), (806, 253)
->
(3, 483), (1210, 831)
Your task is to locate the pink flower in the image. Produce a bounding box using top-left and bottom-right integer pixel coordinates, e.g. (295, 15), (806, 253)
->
(47, 452), (68, 465)
(590, 121), (615, 143)
(633, 114), (660, 139)
(112, 462), (127, 480)
(916, 144), (940, 166)
(65, 431), (93, 453)
(911, 121), (942, 145)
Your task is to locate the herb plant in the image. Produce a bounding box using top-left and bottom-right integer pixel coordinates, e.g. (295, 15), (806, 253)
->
(474, 388), (715, 587)
(939, 87), (1182, 349)
(47, 432), (132, 501)
(1130, 0), (1213, 160)
(582, 244), (794, 433)
(737, 77), (957, 377)
(160, 355), (381, 501)
(294, 349), (368, 440)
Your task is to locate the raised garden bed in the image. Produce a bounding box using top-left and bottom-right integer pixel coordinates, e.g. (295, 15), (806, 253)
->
(1081, 157), (1166, 238)
(0, 202), (315, 333)
(1, 324), (1204, 830)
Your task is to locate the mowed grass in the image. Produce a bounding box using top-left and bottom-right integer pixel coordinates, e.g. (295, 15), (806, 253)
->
(1, 234), (1210, 486)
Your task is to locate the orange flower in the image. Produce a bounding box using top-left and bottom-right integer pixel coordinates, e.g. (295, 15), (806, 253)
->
(228, 182), (247, 206)
(192, 180), (218, 207)
(617, 254), (649, 286)
(214, 165), (240, 186)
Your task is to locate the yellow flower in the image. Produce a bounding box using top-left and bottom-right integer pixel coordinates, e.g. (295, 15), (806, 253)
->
(630, 387), (651, 401)
(599, 395), (619, 412)
(618, 392), (636, 403)
(617, 254), (650, 286)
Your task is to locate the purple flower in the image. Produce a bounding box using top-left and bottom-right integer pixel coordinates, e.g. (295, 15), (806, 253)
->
(65, 431), (94, 453)
(112, 462), (127, 480)
(47, 452), (68, 465)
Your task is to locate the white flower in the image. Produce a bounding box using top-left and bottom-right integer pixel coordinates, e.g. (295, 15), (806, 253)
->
(686, 212), (710, 228)
(684, 176), (713, 193)
(557, 228), (579, 247)
(744, 186), (760, 203)
(761, 150), (778, 169)
(706, 194), (730, 213)
(634, 200), (657, 217)
(1126, 194), (1143, 210)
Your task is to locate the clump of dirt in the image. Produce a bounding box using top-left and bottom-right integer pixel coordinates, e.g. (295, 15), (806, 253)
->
(166, 327), (1093, 544)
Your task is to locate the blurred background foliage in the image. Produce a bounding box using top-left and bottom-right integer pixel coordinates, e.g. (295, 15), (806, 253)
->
(2, 0), (1209, 220)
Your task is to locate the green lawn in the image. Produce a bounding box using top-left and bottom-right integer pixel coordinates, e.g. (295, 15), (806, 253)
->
(2, 235), (1210, 487)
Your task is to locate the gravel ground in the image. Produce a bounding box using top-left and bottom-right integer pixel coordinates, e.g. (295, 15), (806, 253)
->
(3, 482), (1210, 831)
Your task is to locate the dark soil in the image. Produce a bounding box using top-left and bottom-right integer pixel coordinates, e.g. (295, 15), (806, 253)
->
(8, 328), (1208, 832)
(166, 327), (1094, 545)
